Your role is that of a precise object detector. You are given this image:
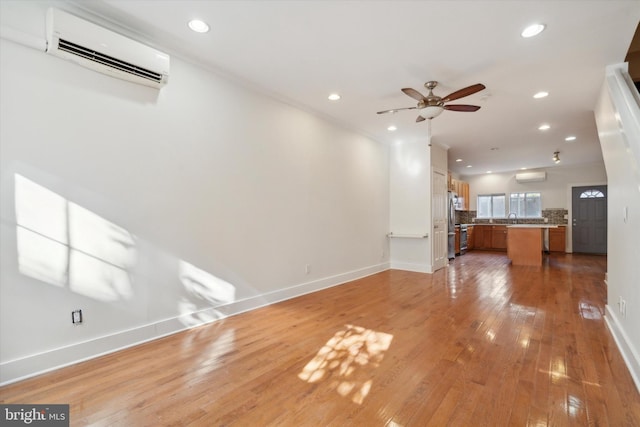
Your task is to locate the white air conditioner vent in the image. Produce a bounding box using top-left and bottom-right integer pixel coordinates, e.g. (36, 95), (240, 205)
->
(515, 171), (546, 183)
(46, 8), (170, 88)
(57, 39), (165, 84)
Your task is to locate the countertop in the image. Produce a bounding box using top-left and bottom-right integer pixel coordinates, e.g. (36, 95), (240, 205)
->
(459, 223), (566, 227)
(506, 224), (559, 228)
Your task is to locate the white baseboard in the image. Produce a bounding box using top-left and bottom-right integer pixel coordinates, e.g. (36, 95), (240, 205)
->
(0, 262), (389, 386)
(389, 261), (432, 273)
(605, 304), (640, 393)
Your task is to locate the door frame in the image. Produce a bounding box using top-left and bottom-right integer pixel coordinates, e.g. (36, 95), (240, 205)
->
(566, 181), (607, 253)
(431, 167), (448, 272)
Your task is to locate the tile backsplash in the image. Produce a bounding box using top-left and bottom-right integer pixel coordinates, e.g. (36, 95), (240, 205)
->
(456, 208), (568, 225)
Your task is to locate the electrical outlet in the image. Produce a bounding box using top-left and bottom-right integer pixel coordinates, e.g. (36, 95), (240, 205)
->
(623, 206), (628, 224)
(72, 309), (83, 324)
(618, 297), (627, 317)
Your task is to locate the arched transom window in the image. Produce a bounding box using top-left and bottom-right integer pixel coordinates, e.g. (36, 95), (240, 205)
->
(579, 189), (605, 198)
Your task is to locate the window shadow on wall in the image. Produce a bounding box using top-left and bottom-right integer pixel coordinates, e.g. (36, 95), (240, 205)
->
(177, 260), (236, 327)
(14, 173), (136, 302)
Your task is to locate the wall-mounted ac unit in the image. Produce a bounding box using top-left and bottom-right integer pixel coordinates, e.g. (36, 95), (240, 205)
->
(45, 8), (170, 88)
(515, 171), (546, 183)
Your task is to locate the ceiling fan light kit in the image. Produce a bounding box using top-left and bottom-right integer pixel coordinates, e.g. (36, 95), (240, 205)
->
(418, 105), (444, 120)
(377, 80), (485, 123)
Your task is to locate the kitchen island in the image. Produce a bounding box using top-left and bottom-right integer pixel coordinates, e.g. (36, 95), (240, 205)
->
(506, 225), (558, 266)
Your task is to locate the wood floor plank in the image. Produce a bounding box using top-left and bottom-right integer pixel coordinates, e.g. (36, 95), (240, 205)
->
(1, 252), (639, 426)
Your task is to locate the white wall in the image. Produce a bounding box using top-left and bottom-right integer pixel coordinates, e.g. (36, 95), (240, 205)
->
(389, 139), (431, 272)
(463, 164), (607, 211)
(0, 3), (389, 384)
(596, 64), (640, 392)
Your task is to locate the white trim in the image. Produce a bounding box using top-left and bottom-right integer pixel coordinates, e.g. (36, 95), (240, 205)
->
(605, 305), (640, 393)
(389, 261), (432, 273)
(0, 262), (389, 386)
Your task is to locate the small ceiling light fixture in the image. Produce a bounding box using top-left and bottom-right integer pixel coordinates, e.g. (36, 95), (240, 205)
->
(565, 135), (577, 142)
(456, 158), (463, 162)
(387, 125), (397, 131)
(521, 23), (546, 38)
(520, 167), (528, 170)
(188, 19), (210, 33)
(533, 91), (549, 99)
(538, 124), (551, 130)
(466, 165), (473, 168)
(328, 93), (341, 101)
(486, 171), (492, 174)
(553, 151), (560, 164)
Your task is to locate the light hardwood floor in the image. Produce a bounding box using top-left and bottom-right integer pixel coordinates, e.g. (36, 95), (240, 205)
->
(2, 252), (639, 426)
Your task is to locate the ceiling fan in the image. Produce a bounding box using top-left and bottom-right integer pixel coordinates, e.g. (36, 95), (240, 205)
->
(377, 81), (486, 122)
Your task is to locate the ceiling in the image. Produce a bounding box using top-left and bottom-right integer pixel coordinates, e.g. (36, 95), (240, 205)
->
(35, 1), (640, 175)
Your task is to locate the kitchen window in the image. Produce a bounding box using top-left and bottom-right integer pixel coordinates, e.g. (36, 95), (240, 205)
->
(509, 192), (542, 218)
(477, 194), (506, 218)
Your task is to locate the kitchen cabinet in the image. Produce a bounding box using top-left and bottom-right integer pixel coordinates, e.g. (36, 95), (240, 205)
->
(472, 225), (507, 251)
(491, 225), (508, 250)
(473, 225), (485, 249)
(467, 225), (474, 250)
(449, 178), (470, 210)
(459, 181), (470, 211)
(455, 225), (460, 255)
(549, 226), (566, 252)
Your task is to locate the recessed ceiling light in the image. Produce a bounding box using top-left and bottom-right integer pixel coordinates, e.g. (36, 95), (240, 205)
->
(456, 158), (463, 162)
(486, 171), (492, 174)
(538, 124), (551, 130)
(188, 19), (210, 33)
(521, 23), (546, 38)
(466, 165), (473, 168)
(565, 136), (576, 141)
(533, 91), (549, 99)
(520, 167), (528, 170)
(328, 93), (341, 101)
(387, 125), (397, 131)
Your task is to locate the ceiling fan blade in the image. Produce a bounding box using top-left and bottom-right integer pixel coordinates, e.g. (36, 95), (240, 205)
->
(441, 83), (486, 102)
(376, 106), (418, 114)
(416, 115), (426, 122)
(444, 104), (481, 112)
(402, 88), (426, 101)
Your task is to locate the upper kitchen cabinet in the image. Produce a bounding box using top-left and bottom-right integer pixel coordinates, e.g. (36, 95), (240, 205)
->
(449, 177), (470, 210)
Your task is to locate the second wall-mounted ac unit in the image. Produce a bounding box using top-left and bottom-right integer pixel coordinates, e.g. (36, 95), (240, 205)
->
(45, 8), (170, 88)
(515, 171), (547, 183)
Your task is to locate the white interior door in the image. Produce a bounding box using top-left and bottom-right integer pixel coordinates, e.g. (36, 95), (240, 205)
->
(432, 168), (447, 271)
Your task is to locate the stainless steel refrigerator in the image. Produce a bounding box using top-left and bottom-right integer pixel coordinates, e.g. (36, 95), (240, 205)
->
(448, 191), (456, 259)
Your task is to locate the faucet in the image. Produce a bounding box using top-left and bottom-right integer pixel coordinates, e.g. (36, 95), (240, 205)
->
(507, 212), (518, 224)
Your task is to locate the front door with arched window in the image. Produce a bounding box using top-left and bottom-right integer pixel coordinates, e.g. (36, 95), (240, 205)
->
(572, 185), (607, 254)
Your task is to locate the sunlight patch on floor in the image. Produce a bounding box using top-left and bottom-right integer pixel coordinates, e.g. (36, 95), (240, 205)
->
(298, 324), (393, 404)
